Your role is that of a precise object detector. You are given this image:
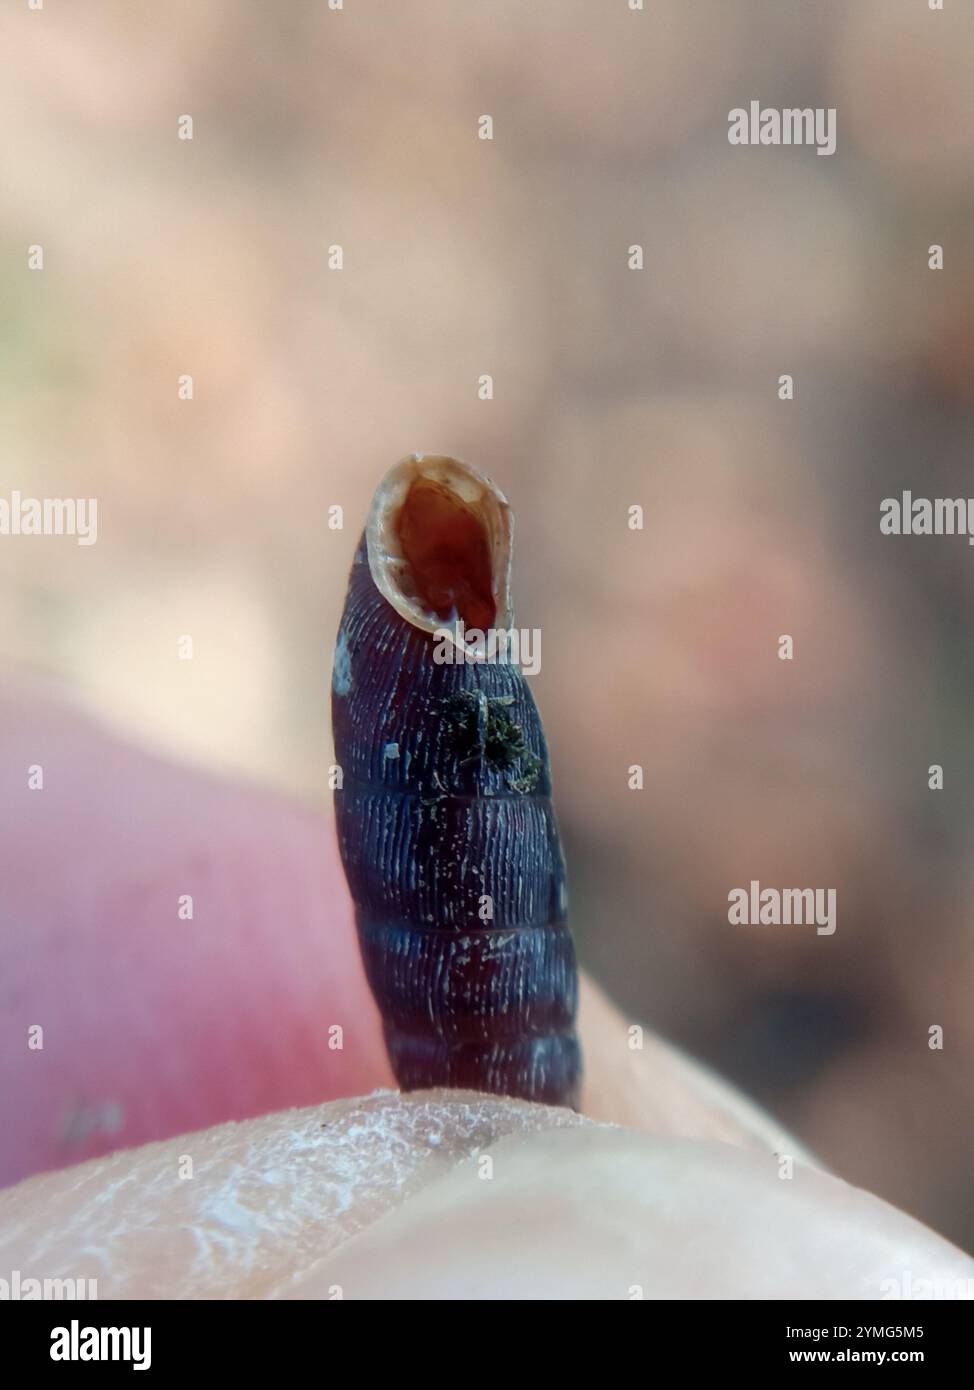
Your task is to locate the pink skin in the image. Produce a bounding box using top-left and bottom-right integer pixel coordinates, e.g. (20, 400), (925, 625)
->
(0, 679), (804, 1192)
(5, 683), (974, 1298)
(0, 681), (393, 1188)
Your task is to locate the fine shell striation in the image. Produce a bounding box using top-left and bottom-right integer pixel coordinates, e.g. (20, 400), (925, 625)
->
(332, 454), (580, 1107)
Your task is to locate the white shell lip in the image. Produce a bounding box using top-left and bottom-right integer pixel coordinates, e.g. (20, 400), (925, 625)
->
(365, 453), (514, 660)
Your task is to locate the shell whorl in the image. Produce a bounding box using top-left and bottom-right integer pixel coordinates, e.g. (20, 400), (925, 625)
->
(331, 455), (581, 1108)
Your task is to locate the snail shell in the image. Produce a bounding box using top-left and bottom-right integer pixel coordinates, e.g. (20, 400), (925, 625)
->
(332, 454), (580, 1108)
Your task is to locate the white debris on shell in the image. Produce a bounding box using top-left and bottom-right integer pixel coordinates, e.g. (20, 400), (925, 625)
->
(332, 631), (352, 696)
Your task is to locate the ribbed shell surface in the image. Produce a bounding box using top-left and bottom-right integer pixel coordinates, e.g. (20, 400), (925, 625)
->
(332, 535), (580, 1107)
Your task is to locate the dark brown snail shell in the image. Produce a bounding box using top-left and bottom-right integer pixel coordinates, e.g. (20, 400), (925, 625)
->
(331, 455), (580, 1108)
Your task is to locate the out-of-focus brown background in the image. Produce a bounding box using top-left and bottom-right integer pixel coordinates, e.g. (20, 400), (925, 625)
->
(2, 1), (973, 1248)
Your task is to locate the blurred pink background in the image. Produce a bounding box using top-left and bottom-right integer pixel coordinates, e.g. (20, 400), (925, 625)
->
(1, 1), (973, 1249)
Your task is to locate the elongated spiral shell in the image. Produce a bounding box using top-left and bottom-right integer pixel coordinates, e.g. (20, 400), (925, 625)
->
(331, 455), (580, 1107)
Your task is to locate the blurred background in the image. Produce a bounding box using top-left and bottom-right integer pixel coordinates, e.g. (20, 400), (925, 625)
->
(2, 0), (974, 1250)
